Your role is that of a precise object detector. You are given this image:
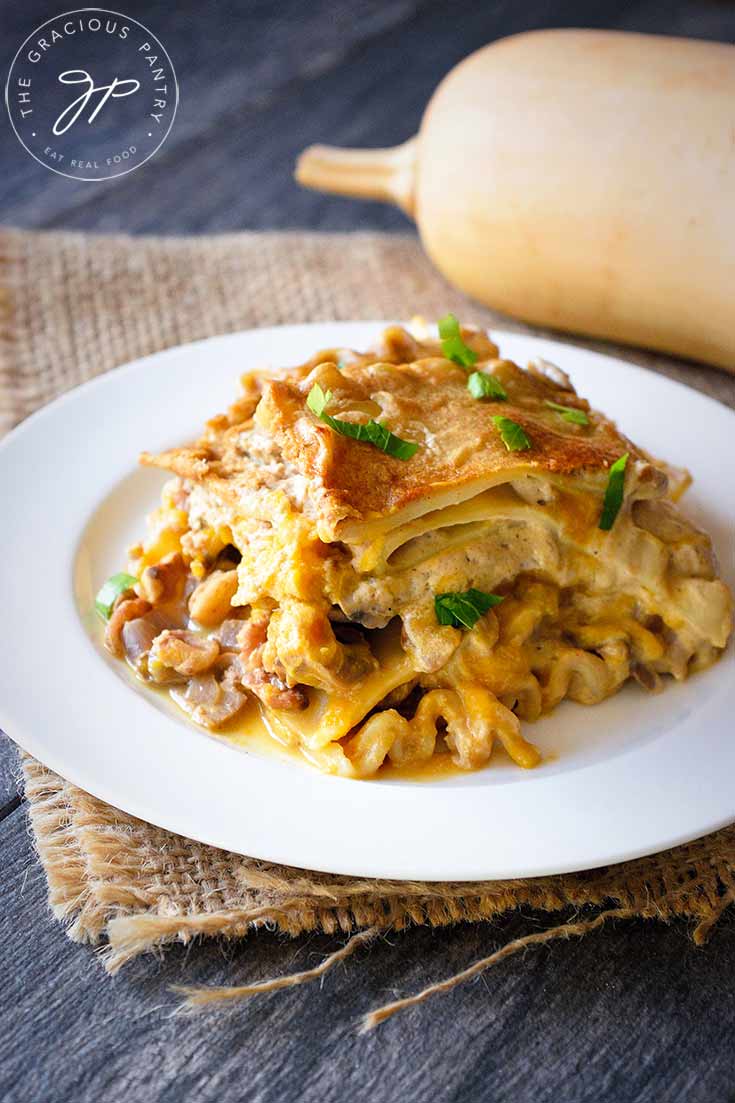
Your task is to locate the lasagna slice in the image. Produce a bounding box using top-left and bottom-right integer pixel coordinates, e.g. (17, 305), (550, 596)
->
(102, 322), (733, 778)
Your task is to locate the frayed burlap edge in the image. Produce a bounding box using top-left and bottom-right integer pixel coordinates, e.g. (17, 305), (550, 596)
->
(22, 757), (735, 1027)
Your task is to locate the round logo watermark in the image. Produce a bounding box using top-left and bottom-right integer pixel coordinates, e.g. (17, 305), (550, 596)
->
(4, 8), (178, 181)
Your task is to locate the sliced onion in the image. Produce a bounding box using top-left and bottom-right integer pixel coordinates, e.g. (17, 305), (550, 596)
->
(202, 687), (246, 727)
(217, 652), (244, 684)
(121, 610), (186, 674)
(172, 673), (219, 709)
(121, 618), (158, 666)
(218, 619), (247, 650)
(170, 666), (246, 729)
(148, 609), (186, 632)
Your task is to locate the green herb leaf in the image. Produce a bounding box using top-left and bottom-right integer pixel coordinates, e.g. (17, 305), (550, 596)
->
(306, 382), (332, 417)
(492, 415), (531, 452)
(435, 588), (504, 630)
(544, 399), (589, 426)
(467, 371), (508, 401)
(95, 572), (139, 620)
(438, 313), (477, 369)
(599, 452), (629, 531)
(306, 383), (419, 460)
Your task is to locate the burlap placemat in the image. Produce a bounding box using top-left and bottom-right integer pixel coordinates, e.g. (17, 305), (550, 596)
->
(3, 226), (735, 1028)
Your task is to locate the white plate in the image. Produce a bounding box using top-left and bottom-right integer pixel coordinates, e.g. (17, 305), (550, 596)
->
(1, 323), (733, 880)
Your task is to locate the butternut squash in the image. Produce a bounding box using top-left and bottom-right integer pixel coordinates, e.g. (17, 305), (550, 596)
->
(296, 29), (735, 371)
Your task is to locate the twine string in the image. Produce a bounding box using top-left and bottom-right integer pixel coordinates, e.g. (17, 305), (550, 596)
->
(361, 906), (640, 1031)
(173, 925), (382, 1007)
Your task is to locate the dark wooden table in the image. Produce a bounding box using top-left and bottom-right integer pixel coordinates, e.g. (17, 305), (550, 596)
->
(2, 3), (735, 1099)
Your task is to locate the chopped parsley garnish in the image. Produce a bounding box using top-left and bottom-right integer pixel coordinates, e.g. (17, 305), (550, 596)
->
(544, 399), (589, 426)
(306, 383), (419, 460)
(599, 452), (629, 531)
(435, 588), (504, 630)
(438, 313), (477, 369)
(95, 572), (139, 620)
(492, 415), (531, 452)
(467, 371), (508, 401)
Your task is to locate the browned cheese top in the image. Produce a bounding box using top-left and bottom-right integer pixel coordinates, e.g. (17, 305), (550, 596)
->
(142, 324), (638, 538)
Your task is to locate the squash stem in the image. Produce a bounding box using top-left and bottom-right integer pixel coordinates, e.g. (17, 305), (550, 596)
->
(295, 139), (417, 217)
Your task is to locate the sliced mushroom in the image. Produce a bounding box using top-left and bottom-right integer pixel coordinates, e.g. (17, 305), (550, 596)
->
(121, 611), (186, 675)
(121, 618), (159, 670)
(241, 667), (308, 711)
(217, 617), (250, 650)
(170, 655), (247, 729)
(137, 552), (187, 605)
(237, 612), (270, 658)
(105, 598), (153, 658)
(149, 629), (220, 680)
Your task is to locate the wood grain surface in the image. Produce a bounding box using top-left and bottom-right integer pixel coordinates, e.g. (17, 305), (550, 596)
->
(4, 804), (735, 1103)
(2, 2), (735, 1100)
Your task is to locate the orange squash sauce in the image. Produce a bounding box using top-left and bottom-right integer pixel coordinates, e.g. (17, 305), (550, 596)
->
(216, 699), (303, 766)
(215, 703), (492, 781)
(118, 630), (552, 782)
(377, 753), (467, 782)
(553, 488), (600, 544)
(216, 703), (551, 780)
